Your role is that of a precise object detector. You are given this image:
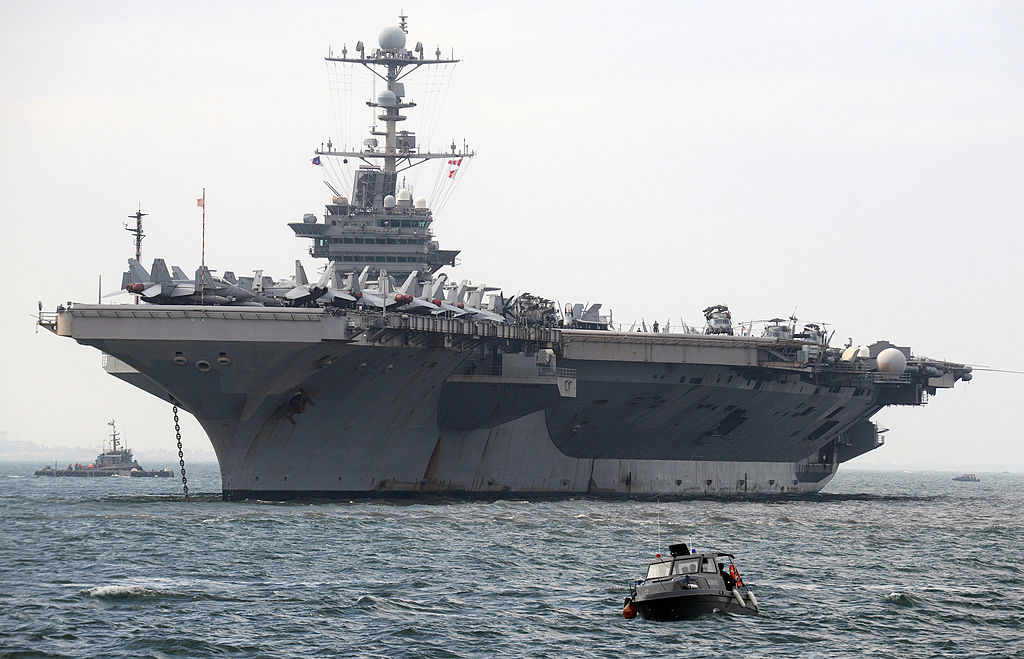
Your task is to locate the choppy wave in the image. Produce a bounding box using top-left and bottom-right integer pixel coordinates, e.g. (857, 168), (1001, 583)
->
(82, 584), (186, 600)
(883, 591), (921, 606)
(1, 464), (1022, 658)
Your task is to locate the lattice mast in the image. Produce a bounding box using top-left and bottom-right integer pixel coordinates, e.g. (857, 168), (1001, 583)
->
(317, 14), (473, 205)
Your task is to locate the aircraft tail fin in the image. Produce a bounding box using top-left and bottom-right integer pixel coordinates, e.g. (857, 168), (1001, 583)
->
(430, 274), (448, 299)
(295, 260), (309, 286)
(150, 259), (172, 285)
(222, 271), (237, 285)
(195, 266), (216, 289)
(171, 265), (189, 281)
(316, 262), (335, 289)
(399, 272), (418, 295)
(127, 258), (150, 284)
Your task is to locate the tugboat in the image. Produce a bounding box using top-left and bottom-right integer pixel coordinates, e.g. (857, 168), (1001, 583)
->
(952, 473), (981, 482)
(622, 543), (759, 620)
(34, 420), (173, 477)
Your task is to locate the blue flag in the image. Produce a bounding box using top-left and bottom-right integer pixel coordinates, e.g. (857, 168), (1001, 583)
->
(311, 156), (322, 166)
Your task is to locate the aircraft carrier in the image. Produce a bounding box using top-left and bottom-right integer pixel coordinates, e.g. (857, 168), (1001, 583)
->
(39, 16), (972, 500)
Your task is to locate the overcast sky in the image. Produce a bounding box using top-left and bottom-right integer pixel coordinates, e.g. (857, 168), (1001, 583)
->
(1, 1), (1021, 471)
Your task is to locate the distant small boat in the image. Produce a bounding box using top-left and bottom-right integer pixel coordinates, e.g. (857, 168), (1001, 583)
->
(623, 542), (759, 620)
(952, 473), (980, 482)
(34, 420), (173, 478)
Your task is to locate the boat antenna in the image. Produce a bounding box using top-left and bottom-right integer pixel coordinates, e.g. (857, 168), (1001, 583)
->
(656, 500), (662, 557)
(124, 206), (148, 304)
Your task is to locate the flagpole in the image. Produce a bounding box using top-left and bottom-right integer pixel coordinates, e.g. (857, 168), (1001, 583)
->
(200, 188), (205, 305)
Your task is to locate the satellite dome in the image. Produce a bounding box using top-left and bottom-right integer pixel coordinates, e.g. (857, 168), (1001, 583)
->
(302, 213), (317, 224)
(414, 197), (427, 209)
(856, 345), (871, 359)
(383, 194), (397, 208)
(876, 348), (908, 376)
(377, 89), (397, 107)
(396, 188), (412, 201)
(378, 26), (406, 51)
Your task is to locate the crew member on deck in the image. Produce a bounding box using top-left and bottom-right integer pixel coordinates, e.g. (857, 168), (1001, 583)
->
(720, 563), (735, 589)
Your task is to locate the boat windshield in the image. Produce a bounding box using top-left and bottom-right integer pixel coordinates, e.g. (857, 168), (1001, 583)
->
(646, 561), (671, 579)
(701, 558), (718, 573)
(670, 558), (700, 575)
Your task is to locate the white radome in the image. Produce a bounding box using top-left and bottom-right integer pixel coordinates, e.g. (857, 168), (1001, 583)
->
(378, 26), (406, 51)
(383, 194), (397, 208)
(377, 89), (397, 107)
(396, 188), (413, 201)
(414, 197), (427, 208)
(876, 348), (908, 375)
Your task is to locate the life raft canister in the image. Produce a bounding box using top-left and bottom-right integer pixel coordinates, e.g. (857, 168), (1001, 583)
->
(729, 564), (743, 588)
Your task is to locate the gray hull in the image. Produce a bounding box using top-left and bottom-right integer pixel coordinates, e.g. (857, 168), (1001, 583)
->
(46, 305), (967, 500)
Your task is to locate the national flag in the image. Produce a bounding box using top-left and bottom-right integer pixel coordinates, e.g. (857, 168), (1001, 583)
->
(312, 156), (322, 166)
(196, 197), (204, 208)
(448, 169), (456, 178)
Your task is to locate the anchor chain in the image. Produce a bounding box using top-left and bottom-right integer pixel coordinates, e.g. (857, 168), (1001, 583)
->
(172, 404), (189, 501)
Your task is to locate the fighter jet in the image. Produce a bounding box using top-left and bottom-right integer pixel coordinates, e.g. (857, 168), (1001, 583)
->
(351, 267), (404, 311)
(387, 272), (468, 316)
(110, 258), (256, 305)
(458, 283), (506, 322)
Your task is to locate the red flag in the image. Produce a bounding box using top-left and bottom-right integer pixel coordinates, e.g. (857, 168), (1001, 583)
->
(197, 197), (204, 208)
(448, 170), (456, 178)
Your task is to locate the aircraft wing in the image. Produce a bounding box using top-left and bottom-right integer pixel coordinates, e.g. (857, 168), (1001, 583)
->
(462, 307), (505, 323)
(284, 285), (312, 300)
(318, 287), (356, 303)
(359, 292), (388, 309)
(168, 284), (195, 297)
(406, 297), (441, 312)
(432, 301), (471, 317)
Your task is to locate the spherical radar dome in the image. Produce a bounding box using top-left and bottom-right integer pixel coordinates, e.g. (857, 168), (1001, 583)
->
(876, 347), (908, 376)
(396, 188), (412, 201)
(377, 89), (397, 107)
(379, 26), (406, 51)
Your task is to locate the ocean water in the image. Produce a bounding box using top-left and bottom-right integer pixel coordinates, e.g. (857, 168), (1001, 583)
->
(1, 463), (1021, 658)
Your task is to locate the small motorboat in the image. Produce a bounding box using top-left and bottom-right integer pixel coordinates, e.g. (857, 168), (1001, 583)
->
(952, 474), (980, 482)
(623, 542), (759, 620)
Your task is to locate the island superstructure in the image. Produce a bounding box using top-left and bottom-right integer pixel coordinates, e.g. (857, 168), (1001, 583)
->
(38, 16), (973, 500)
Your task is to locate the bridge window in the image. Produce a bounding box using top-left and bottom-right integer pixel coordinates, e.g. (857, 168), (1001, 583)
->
(646, 561), (671, 579)
(671, 559), (699, 575)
